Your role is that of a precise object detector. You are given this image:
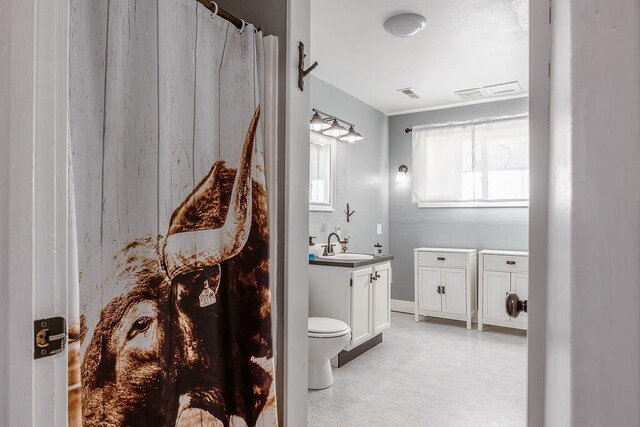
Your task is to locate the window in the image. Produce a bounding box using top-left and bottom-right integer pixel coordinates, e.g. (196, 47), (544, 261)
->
(412, 116), (529, 207)
(309, 132), (336, 211)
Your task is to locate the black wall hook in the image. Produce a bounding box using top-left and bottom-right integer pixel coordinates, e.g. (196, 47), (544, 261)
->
(345, 203), (356, 223)
(298, 42), (318, 91)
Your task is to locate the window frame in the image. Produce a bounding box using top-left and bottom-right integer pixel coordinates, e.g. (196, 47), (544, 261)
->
(413, 115), (529, 208)
(309, 131), (337, 212)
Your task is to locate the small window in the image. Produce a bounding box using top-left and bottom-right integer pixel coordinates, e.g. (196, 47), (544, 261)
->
(309, 132), (336, 211)
(412, 116), (529, 208)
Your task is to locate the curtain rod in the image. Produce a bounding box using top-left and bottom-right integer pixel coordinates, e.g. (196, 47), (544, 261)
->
(404, 113), (529, 134)
(196, 0), (247, 30)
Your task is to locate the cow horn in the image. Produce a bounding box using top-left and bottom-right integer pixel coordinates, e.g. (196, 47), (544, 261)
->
(162, 106), (260, 280)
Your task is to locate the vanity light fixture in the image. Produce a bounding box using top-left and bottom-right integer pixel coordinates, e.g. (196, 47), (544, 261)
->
(310, 111), (331, 132)
(340, 125), (364, 143)
(323, 119), (349, 138)
(396, 165), (409, 183)
(310, 108), (364, 142)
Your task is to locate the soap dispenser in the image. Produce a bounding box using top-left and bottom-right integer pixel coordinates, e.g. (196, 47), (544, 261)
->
(309, 236), (316, 260)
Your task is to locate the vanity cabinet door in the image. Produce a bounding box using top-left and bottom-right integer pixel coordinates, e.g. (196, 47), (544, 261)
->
(372, 263), (391, 335)
(350, 268), (373, 347)
(441, 268), (466, 315)
(482, 271), (511, 322)
(418, 267), (442, 312)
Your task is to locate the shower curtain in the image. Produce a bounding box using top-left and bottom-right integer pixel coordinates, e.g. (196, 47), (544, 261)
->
(67, 0), (277, 425)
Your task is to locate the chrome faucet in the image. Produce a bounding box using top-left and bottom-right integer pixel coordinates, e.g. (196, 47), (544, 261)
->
(323, 232), (340, 256)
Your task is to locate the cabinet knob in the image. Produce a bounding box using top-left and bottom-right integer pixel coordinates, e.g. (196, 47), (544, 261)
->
(437, 256), (445, 261)
(437, 286), (441, 294)
(506, 260), (516, 265)
(505, 292), (528, 318)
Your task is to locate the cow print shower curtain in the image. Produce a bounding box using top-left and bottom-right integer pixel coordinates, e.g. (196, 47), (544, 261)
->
(67, 0), (277, 425)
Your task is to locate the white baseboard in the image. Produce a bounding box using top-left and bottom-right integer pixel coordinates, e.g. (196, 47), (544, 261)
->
(391, 299), (415, 314)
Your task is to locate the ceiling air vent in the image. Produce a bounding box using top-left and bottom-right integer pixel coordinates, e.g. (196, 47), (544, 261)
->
(454, 87), (485, 99)
(397, 87), (420, 99)
(483, 81), (522, 95)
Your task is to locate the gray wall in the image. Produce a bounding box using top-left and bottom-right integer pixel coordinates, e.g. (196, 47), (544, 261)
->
(309, 76), (389, 254)
(389, 98), (530, 301)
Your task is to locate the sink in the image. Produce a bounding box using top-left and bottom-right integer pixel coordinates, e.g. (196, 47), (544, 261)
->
(317, 253), (374, 261)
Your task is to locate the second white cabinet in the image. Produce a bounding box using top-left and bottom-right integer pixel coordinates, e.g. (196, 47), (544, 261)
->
(414, 248), (477, 329)
(478, 250), (529, 331)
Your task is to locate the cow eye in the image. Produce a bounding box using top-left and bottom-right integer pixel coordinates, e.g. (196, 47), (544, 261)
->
(127, 316), (152, 340)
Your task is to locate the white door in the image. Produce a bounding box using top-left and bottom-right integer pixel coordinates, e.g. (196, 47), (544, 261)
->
(372, 263), (391, 334)
(511, 272), (529, 326)
(441, 268), (466, 315)
(483, 271), (511, 322)
(350, 267), (373, 347)
(418, 267), (442, 312)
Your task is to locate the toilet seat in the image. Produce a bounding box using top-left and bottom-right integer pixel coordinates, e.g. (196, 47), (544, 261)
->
(308, 317), (350, 338)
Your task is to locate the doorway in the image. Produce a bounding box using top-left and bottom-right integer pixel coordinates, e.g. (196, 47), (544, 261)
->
(297, 0), (549, 425)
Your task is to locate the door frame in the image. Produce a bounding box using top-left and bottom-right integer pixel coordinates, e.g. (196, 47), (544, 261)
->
(286, 2), (553, 427)
(527, 0), (551, 425)
(2, 0), (70, 425)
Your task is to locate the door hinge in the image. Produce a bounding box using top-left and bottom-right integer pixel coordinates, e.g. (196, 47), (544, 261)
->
(34, 317), (66, 359)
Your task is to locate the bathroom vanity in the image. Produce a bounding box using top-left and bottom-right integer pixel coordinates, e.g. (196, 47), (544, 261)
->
(309, 255), (393, 366)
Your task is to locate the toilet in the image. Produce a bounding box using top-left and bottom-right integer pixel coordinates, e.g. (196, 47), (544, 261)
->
(308, 317), (351, 390)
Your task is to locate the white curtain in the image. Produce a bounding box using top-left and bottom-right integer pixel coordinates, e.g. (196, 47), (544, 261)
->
(68, 0), (277, 425)
(412, 117), (529, 204)
(473, 118), (529, 201)
(412, 125), (475, 202)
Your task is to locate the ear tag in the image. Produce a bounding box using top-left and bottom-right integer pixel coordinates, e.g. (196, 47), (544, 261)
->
(199, 280), (217, 308)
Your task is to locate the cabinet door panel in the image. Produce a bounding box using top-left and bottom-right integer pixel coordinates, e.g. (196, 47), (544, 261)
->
(373, 263), (391, 334)
(350, 268), (373, 347)
(483, 271), (511, 321)
(442, 268), (466, 315)
(511, 272), (529, 326)
(418, 267), (441, 312)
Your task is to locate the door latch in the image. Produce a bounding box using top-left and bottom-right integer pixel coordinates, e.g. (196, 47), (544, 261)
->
(34, 317), (66, 359)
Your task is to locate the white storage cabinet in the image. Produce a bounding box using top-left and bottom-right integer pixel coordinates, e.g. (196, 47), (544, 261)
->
(478, 250), (529, 331)
(309, 261), (392, 351)
(414, 248), (477, 329)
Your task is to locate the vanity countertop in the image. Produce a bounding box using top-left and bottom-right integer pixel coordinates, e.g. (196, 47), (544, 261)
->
(309, 254), (394, 268)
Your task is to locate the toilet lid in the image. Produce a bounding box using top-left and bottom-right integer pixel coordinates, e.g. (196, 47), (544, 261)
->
(308, 317), (349, 336)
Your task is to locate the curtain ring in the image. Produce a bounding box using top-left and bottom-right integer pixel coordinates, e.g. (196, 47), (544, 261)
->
(210, 1), (218, 18)
(237, 19), (247, 34)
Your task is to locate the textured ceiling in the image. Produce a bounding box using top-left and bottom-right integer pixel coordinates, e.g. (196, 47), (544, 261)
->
(311, 0), (529, 115)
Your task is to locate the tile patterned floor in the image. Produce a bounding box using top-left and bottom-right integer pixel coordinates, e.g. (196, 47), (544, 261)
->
(308, 312), (527, 427)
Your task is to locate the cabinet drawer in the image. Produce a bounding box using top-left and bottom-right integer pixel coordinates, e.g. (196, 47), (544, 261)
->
(417, 251), (467, 268)
(483, 254), (528, 272)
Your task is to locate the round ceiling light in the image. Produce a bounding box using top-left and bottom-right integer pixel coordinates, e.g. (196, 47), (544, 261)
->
(383, 13), (427, 38)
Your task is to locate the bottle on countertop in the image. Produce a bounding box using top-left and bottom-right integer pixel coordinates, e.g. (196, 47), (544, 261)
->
(374, 243), (383, 257)
(309, 236), (316, 260)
